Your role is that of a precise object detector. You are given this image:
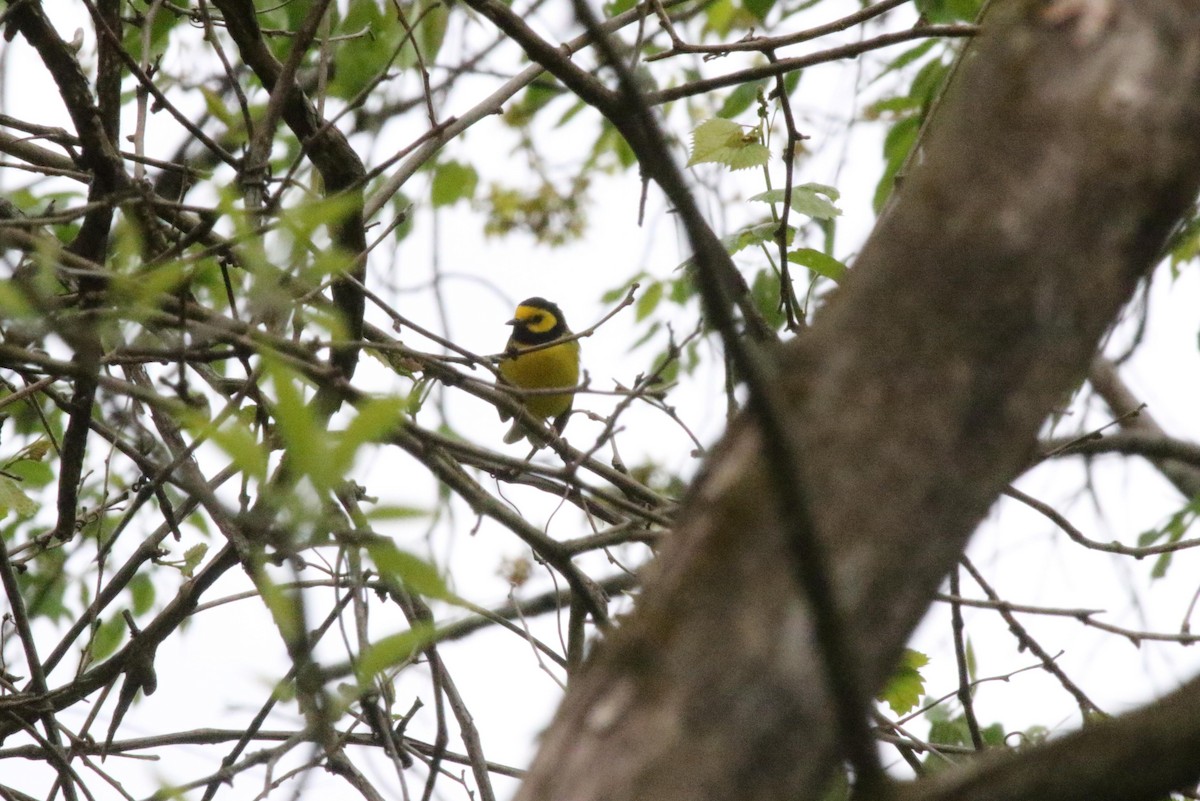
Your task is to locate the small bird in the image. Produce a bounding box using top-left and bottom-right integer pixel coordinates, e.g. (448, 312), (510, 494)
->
(498, 297), (581, 445)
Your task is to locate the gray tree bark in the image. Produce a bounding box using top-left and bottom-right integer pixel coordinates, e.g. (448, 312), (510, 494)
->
(516, 2), (1200, 801)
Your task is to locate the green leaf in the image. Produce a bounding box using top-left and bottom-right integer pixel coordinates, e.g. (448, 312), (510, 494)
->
(876, 648), (929, 714)
(0, 474), (37, 518)
(431, 160), (479, 207)
(802, 182), (840, 202)
(676, 225), (794, 278)
(121, 3), (179, 63)
(687, 118), (770, 171)
(788, 248), (847, 282)
(555, 97), (588, 128)
(419, 1), (449, 64)
(505, 81), (564, 127)
(910, 57), (951, 104)
(333, 0), (397, 97)
(92, 615), (127, 663)
(0, 282), (36, 319)
(258, 573), (303, 643)
(266, 359), (331, 490)
(366, 537), (449, 599)
(1168, 214), (1200, 268)
(367, 505), (430, 521)
(272, 678), (297, 703)
(981, 722), (1006, 747)
(874, 115), (921, 212)
(604, 0), (637, 15)
(668, 276), (694, 304)
(636, 281), (664, 322)
(749, 184), (841, 219)
(916, 0), (984, 23)
(865, 95), (922, 118)
(743, 0), (775, 24)
(783, 69), (801, 96)
(720, 222), (791, 255)
(601, 276), (645, 304)
(358, 623), (436, 680)
(650, 347), (681, 385)
(201, 414), (268, 482)
(630, 320), (662, 351)
(23, 438), (51, 462)
(201, 86), (239, 129)
(281, 194), (364, 253)
(181, 543), (208, 578)
(726, 142), (770, 171)
(717, 81), (765, 119)
(612, 127), (637, 168)
(382, 190), (415, 243)
(330, 395), (407, 474)
(703, 0), (758, 36)
(129, 573), (156, 616)
(750, 269), (785, 330)
(1141, 501), (1199, 578)
(112, 261), (191, 306)
(871, 39), (938, 84)
(1138, 527), (1163, 547)
(928, 715), (970, 748)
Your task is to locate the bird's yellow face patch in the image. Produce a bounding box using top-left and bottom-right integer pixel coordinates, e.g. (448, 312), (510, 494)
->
(512, 304), (558, 335)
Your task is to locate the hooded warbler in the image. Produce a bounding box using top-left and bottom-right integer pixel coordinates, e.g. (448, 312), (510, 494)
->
(498, 297), (580, 444)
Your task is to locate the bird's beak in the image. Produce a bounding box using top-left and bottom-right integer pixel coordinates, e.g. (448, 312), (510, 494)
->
(506, 317), (519, 326)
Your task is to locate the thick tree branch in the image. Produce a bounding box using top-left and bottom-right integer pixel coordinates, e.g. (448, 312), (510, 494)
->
(905, 672), (1200, 801)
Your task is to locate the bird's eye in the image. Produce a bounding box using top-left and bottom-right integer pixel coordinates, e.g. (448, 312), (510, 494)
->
(532, 315), (544, 325)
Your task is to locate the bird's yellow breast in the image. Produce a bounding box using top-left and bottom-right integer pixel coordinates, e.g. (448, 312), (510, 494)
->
(499, 339), (580, 419)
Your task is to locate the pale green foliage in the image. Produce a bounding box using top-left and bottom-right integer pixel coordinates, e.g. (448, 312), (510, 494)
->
(788, 248), (846, 282)
(748, 183), (842, 221)
(876, 648), (929, 715)
(431, 160), (480, 207)
(687, 118), (771, 171)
